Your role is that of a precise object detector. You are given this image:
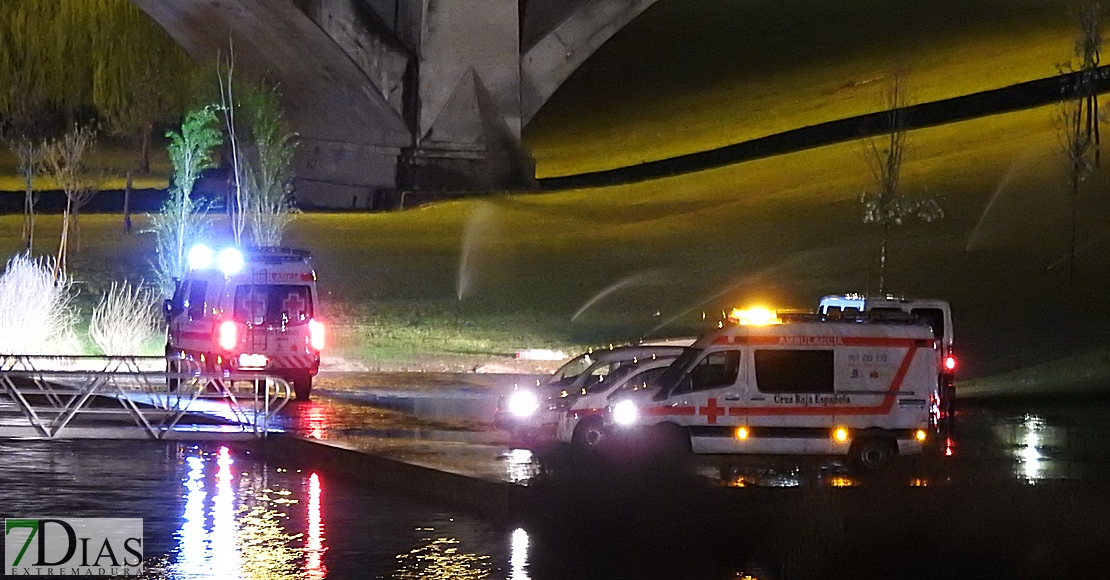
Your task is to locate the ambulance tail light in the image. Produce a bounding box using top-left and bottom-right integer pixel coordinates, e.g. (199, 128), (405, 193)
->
(218, 320), (239, 351)
(309, 319), (325, 351)
(944, 355), (957, 372)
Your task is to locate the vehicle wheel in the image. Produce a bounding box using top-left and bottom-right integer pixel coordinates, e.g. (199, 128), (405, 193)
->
(290, 371), (312, 401)
(849, 436), (897, 471)
(571, 417), (607, 450)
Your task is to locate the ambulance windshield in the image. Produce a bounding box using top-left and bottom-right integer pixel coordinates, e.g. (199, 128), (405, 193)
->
(655, 347), (701, 392)
(550, 354), (594, 385)
(234, 285), (313, 326)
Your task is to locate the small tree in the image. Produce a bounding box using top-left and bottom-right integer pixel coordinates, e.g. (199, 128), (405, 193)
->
(1075, 3), (1103, 166)
(242, 83), (299, 246)
(860, 77), (943, 293)
(1057, 100), (1097, 286)
(217, 44), (248, 246)
(151, 107), (222, 295)
(42, 126), (99, 275)
(8, 138), (44, 251)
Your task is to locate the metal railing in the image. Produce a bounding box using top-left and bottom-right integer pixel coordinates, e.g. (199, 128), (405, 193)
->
(0, 355), (291, 440)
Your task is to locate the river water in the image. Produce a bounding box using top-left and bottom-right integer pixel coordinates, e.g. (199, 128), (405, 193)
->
(3, 395), (1110, 579)
(0, 440), (524, 579)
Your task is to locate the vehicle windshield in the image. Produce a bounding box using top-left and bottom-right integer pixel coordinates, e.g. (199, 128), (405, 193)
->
(582, 363), (640, 394)
(233, 285), (313, 326)
(550, 354), (595, 385)
(654, 348), (702, 393)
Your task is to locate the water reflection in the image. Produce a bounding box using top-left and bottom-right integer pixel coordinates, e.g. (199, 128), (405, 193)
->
(392, 537), (490, 579)
(305, 473), (327, 580)
(1017, 415), (1045, 483)
(172, 446), (323, 579)
(510, 528), (529, 580)
(505, 449), (538, 483)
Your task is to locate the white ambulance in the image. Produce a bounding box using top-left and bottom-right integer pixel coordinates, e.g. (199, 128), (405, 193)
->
(163, 245), (325, 400)
(555, 354), (678, 449)
(819, 294), (956, 418)
(606, 308), (939, 470)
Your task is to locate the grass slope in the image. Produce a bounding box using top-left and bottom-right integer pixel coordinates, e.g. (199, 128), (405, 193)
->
(13, 102), (1109, 380)
(526, 0), (1077, 176)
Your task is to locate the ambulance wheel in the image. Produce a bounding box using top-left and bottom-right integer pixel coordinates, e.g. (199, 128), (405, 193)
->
(290, 371), (313, 401)
(849, 436), (897, 471)
(572, 417), (607, 450)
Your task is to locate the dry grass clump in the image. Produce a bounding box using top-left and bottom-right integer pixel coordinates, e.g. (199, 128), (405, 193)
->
(89, 281), (164, 356)
(0, 254), (79, 355)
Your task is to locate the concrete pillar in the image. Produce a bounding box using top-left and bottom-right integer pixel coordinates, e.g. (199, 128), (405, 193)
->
(398, 0), (536, 191)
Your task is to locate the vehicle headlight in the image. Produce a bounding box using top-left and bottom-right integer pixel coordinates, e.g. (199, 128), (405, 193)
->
(612, 400), (638, 425)
(508, 390), (540, 417)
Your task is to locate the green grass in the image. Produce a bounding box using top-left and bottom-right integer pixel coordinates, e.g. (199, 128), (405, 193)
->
(4, 103), (1110, 379)
(526, 0), (1077, 176)
(0, 136), (171, 191)
(2, 0), (1108, 385)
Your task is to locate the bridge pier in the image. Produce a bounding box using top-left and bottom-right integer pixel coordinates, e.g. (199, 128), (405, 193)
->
(131, 0), (657, 207)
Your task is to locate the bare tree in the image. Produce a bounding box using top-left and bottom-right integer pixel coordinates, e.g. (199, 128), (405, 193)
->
(1075, 3), (1103, 166)
(42, 126), (99, 276)
(1057, 100), (1097, 286)
(217, 42), (247, 246)
(9, 138), (44, 251)
(860, 77), (943, 293)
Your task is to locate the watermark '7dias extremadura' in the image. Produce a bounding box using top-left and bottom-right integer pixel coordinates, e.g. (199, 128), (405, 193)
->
(5, 518), (143, 576)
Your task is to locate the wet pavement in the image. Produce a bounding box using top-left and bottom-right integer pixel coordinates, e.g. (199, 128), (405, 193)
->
(292, 373), (1110, 489)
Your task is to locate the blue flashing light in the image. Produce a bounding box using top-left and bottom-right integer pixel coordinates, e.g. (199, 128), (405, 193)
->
(217, 248), (245, 276)
(187, 244), (213, 270)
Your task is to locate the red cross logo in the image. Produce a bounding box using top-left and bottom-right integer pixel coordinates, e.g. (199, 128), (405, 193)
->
(283, 292), (307, 318)
(699, 398), (726, 424)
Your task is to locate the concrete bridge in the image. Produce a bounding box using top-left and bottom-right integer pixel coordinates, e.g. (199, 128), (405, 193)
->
(130, 0), (659, 208)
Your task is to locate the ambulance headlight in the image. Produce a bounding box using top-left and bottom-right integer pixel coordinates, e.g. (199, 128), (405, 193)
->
(217, 247), (244, 276)
(508, 390), (540, 417)
(612, 400), (638, 425)
(187, 244), (213, 270)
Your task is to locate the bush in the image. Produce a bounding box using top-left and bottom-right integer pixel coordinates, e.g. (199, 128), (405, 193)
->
(89, 281), (164, 356)
(0, 254), (79, 355)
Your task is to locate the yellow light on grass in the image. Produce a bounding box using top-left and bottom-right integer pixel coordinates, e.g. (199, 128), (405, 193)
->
(729, 306), (781, 326)
(833, 427), (850, 443)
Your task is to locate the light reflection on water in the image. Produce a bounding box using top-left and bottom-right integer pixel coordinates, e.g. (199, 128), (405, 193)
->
(172, 446), (303, 579)
(1017, 415), (1045, 483)
(510, 528), (529, 580)
(160, 445), (521, 580)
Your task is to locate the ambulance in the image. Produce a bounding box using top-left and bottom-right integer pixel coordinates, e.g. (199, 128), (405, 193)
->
(494, 345), (685, 442)
(163, 244), (325, 400)
(555, 354), (678, 449)
(605, 308), (939, 470)
(819, 294), (956, 418)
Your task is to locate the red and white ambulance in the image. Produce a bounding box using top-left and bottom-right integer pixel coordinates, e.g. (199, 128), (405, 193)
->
(164, 245), (324, 400)
(606, 308), (939, 470)
(819, 294), (956, 418)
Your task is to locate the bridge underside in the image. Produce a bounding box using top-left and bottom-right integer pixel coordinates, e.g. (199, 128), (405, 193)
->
(130, 0), (659, 207)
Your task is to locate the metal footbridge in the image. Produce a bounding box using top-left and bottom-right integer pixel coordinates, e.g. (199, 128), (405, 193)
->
(0, 355), (291, 440)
